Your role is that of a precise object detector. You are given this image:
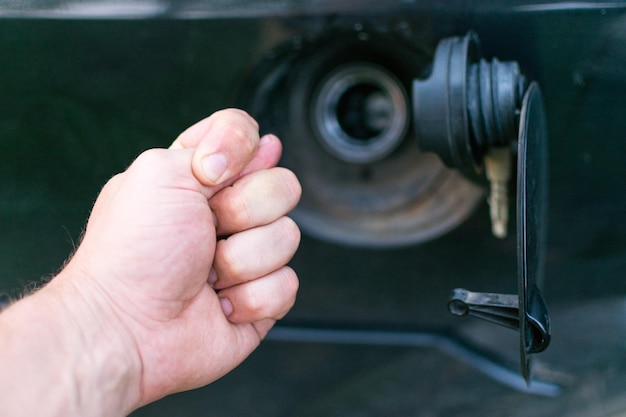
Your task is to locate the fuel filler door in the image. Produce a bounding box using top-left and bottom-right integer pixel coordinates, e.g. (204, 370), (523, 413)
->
(413, 32), (551, 382)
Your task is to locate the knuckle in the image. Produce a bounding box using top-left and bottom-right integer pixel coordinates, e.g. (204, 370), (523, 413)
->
(230, 108), (259, 131)
(104, 172), (124, 189)
(241, 285), (266, 317)
(228, 193), (254, 229)
(278, 168), (302, 203)
(127, 149), (172, 183)
(280, 217), (302, 248)
(213, 112), (258, 152)
(132, 148), (168, 170)
(280, 266), (300, 301)
(215, 239), (248, 280)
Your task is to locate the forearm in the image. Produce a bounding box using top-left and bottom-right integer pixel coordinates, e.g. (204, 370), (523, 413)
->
(0, 270), (141, 417)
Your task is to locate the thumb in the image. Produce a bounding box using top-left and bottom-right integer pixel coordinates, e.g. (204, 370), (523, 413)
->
(171, 109), (260, 186)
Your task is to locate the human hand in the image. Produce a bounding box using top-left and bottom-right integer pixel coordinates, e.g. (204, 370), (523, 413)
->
(52, 109), (301, 409)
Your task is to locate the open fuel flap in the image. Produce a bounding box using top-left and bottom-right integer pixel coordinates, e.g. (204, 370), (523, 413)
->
(413, 32), (551, 383)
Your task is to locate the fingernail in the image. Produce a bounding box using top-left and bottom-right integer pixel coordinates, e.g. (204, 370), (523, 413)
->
(202, 153), (227, 184)
(208, 268), (218, 286)
(220, 297), (233, 317)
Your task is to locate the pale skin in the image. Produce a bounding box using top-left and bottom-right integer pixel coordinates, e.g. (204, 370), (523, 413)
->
(0, 109), (302, 416)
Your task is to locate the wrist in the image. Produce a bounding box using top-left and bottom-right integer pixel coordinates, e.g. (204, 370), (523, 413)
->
(48, 266), (144, 415)
(0, 268), (142, 417)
